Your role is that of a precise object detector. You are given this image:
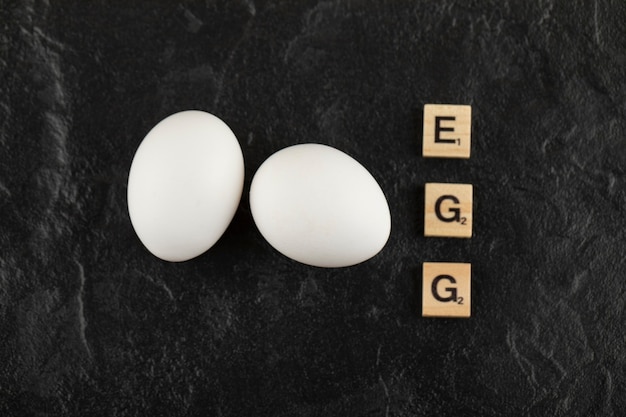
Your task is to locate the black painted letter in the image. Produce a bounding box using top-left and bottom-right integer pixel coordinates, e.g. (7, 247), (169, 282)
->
(435, 195), (461, 223)
(431, 275), (458, 302)
(434, 116), (456, 144)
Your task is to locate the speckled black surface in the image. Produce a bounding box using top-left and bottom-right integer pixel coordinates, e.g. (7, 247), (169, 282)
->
(1, 0), (626, 415)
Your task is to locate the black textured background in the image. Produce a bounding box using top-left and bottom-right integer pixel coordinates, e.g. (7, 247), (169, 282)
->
(1, 1), (626, 416)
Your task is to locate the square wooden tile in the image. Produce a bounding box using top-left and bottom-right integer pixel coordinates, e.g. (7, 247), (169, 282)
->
(422, 104), (472, 158)
(422, 262), (471, 318)
(424, 183), (473, 238)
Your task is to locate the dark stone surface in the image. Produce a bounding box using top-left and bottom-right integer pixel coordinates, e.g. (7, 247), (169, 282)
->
(1, 0), (626, 415)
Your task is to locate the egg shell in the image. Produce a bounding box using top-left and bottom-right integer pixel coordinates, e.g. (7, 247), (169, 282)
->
(250, 143), (391, 268)
(127, 111), (244, 262)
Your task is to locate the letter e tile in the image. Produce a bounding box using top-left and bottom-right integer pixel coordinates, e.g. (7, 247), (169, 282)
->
(422, 104), (472, 158)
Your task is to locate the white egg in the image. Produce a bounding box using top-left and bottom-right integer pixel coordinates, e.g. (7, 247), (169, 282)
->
(250, 143), (391, 268)
(127, 110), (244, 262)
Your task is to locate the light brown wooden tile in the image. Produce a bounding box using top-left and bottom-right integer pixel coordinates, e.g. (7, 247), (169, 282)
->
(422, 104), (472, 158)
(422, 262), (471, 318)
(424, 183), (473, 238)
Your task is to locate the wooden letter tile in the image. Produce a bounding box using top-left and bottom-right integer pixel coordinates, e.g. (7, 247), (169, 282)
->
(422, 104), (472, 158)
(424, 183), (473, 238)
(422, 262), (471, 318)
